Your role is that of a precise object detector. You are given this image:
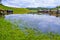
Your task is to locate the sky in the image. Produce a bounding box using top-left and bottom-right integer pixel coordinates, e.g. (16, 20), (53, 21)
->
(1, 0), (60, 8)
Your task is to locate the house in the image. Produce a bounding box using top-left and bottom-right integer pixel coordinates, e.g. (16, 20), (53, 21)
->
(37, 9), (49, 13)
(0, 9), (13, 17)
(7, 10), (13, 15)
(0, 9), (13, 15)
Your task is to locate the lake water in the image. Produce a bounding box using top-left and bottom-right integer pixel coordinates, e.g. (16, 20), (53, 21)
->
(5, 14), (60, 33)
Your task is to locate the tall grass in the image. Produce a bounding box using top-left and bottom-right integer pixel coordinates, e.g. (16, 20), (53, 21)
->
(0, 18), (60, 40)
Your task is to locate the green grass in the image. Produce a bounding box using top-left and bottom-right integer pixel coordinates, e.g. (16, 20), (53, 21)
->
(0, 18), (60, 40)
(0, 4), (31, 14)
(30, 10), (37, 12)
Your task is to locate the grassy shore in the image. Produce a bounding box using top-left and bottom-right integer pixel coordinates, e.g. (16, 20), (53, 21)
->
(0, 4), (30, 14)
(0, 18), (60, 40)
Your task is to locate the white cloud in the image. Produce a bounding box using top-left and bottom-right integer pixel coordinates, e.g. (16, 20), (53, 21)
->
(2, 0), (60, 8)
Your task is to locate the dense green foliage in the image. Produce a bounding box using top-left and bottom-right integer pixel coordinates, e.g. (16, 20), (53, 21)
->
(0, 18), (60, 40)
(0, 4), (30, 14)
(27, 7), (51, 12)
(51, 6), (60, 10)
(27, 7), (51, 10)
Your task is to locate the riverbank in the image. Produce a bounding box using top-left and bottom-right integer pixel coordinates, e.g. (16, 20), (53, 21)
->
(0, 4), (31, 14)
(0, 18), (60, 40)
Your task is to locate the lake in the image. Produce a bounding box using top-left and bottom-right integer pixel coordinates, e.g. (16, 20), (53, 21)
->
(5, 14), (60, 33)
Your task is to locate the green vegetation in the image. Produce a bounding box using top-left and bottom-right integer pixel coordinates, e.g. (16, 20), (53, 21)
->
(27, 7), (50, 10)
(28, 6), (60, 13)
(51, 6), (60, 10)
(0, 4), (30, 14)
(27, 7), (51, 13)
(0, 18), (60, 40)
(27, 6), (60, 12)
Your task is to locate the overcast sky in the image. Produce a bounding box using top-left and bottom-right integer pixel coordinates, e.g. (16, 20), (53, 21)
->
(1, 0), (60, 8)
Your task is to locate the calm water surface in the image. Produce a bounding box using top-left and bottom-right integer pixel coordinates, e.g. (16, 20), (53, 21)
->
(5, 14), (60, 33)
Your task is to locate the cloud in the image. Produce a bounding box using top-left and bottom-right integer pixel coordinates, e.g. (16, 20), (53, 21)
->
(2, 0), (60, 8)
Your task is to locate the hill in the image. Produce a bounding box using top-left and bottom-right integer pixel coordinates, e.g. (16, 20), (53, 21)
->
(27, 7), (50, 10)
(0, 4), (30, 14)
(51, 6), (60, 10)
(26, 7), (51, 12)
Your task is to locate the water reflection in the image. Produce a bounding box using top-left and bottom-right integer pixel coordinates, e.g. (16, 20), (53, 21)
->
(5, 14), (60, 33)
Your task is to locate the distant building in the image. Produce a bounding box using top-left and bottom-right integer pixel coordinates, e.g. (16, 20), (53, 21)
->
(0, 9), (13, 16)
(7, 10), (13, 14)
(37, 9), (49, 13)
